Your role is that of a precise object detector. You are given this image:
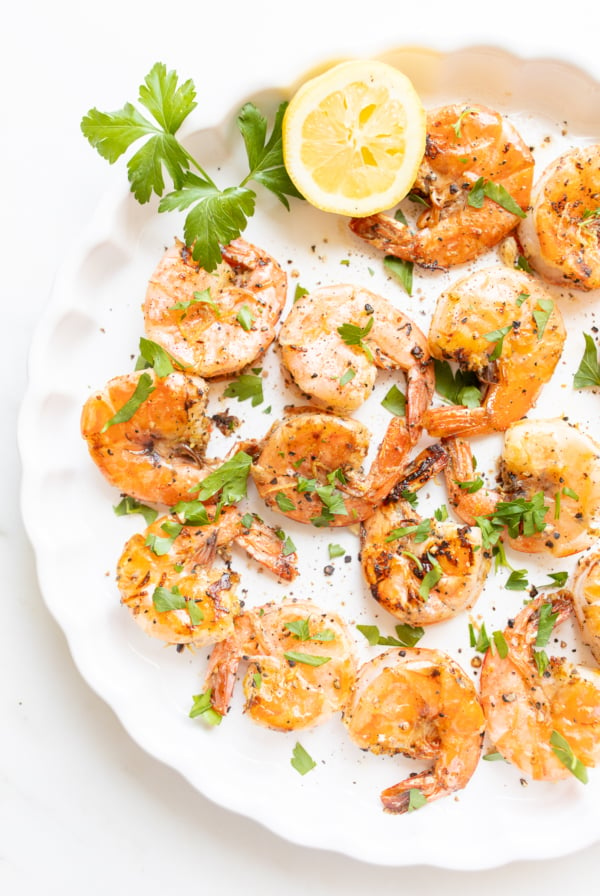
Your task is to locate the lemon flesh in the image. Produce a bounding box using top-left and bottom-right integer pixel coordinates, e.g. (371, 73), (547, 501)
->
(283, 59), (426, 217)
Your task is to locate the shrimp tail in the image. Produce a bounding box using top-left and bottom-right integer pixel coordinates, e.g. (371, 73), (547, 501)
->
(380, 772), (439, 814)
(235, 517), (299, 581)
(386, 441), (448, 502)
(205, 635), (241, 716)
(424, 404), (491, 438)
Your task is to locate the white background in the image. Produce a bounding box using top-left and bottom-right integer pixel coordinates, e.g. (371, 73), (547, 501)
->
(5, 1), (600, 892)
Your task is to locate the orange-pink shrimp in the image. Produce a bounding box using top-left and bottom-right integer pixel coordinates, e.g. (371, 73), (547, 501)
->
(349, 104), (534, 270)
(116, 506), (297, 646)
(423, 266), (565, 439)
(205, 599), (356, 730)
(480, 592), (600, 781)
(143, 238), (287, 377)
(343, 648), (485, 812)
(250, 410), (413, 526)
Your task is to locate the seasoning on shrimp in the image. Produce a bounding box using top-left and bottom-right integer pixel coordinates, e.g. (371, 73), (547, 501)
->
(572, 547), (600, 663)
(443, 417), (600, 558)
(117, 506), (297, 647)
(518, 145), (600, 291)
(204, 599), (356, 730)
(81, 368), (255, 506)
(480, 592), (600, 781)
(423, 266), (566, 438)
(343, 648), (485, 812)
(250, 410), (414, 526)
(278, 284), (434, 436)
(349, 104), (534, 270)
(143, 237), (287, 377)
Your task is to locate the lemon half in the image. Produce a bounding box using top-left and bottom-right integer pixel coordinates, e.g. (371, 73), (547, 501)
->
(282, 59), (426, 217)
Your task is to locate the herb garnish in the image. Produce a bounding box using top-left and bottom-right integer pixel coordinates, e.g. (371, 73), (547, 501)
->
(573, 333), (600, 389)
(291, 742), (316, 775)
(81, 62), (302, 272)
(337, 317), (375, 363)
(189, 689), (223, 726)
(223, 372), (264, 406)
(467, 177), (527, 218)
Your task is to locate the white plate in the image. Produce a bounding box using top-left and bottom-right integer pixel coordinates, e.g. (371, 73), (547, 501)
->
(19, 45), (600, 868)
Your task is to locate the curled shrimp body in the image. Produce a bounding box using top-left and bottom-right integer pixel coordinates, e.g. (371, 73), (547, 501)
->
(278, 284), (434, 431)
(343, 648), (485, 813)
(572, 548), (600, 663)
(443, 418), (600, 558)
(480, 593), (600, 781)
(518, 145), (600, 291)
(143, 238), (287, 378)
(423, 266), (566, 438)
(116, 507), (297, 646)
(250, 411), (412, 526)
(81, 369), (252, 506)
(360, 497), (491, 626)
(205, 599), (356, 730)
(349, 104), (534, 270)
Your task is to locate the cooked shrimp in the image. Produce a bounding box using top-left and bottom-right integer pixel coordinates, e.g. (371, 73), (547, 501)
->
(205, 599), (356, 730)
(423, 266), (565, 438)
(443, 418), (600, 558)
(518, 145), (600, 291)
(116, 506), (297, 646)
(572, 548), (600, 663)
(349, 104), (534, 270)
(81, 369), (251, 506)
(250, 410), (413, 526)
(343, 648), (485, 812)
(278, 284), (434, 432)
(361, 496), (491, 626)
(480, 592), (600, 781)
(143, 238), (287, 377)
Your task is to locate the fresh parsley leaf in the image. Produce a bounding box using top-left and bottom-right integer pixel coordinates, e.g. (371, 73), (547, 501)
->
(284, 651), (331, 667)
(291, 742), (316, 775)
(407, 789), (427, 811)
(189, 689), (223, 726)
(193, 451), (252, 505)
(384, 255), (413, 295)
(236, 304), (255, 331)
(113, 495), (158, 526)
(275, 492), (296, 512)
(381, 384), (406, 416)
(544, 571), (569, 588)
(101, 371), (155, 432)
(294, 283), (309, 303)
(505, 569), (529, 591)
(310, 485), (348, 527)
(137, 336), (178, 376)
(434, 504), (448, 522)
(223, 373), (264, 406)
(433, 359), (482, 407)
(237, 101), (303, 208)
(419, 554), (443, 600)
(457, 476), (484, 494)
(467, 177), (526, 218)
(385, 519), (431, 543)
(339, 368), (356, 386)
(337, 317), (375, 363)
(573, 333), (600, 389)
(170, 499), (210, 525)
(452, 107), (472, 138)
(328, 543), (346, 559)
(492, 630), (509, 658)
(171, 288), (221, 318)
(483, 324), (512, 361)
(145, 519), (183, 556)
(533, 298), (554, 341)
(535, 602), (559, 648)
(356, 623), (424, 648)
(550, 730), (588, 783)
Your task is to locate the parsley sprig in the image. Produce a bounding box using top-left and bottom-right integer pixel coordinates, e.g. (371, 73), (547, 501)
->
(81, 62), (302, 272)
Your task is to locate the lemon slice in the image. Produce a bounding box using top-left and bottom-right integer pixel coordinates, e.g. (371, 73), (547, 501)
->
(282, 59), (426, 217)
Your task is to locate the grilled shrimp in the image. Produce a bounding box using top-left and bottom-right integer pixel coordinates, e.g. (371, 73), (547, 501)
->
(572, 548), (600, 663)
(423, 266), (565, 438)
(343, 648), (485, 812)
(205, 599), (356, 730)
(250, 410), (413, 526)
(278, 284), (434, 433)
(80, 369), (254, 506)
(480, 592), (600, 781)
(116, 506), (297, 646)
(143, 238), (287, 377)
(443, 418), (600, 558)
(349, 104), (534, 270)
(518, 145), (600, 291)
(360, 496), (491, 626)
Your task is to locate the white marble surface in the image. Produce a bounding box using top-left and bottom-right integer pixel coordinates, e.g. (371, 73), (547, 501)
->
(5, 2), (600, 891)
